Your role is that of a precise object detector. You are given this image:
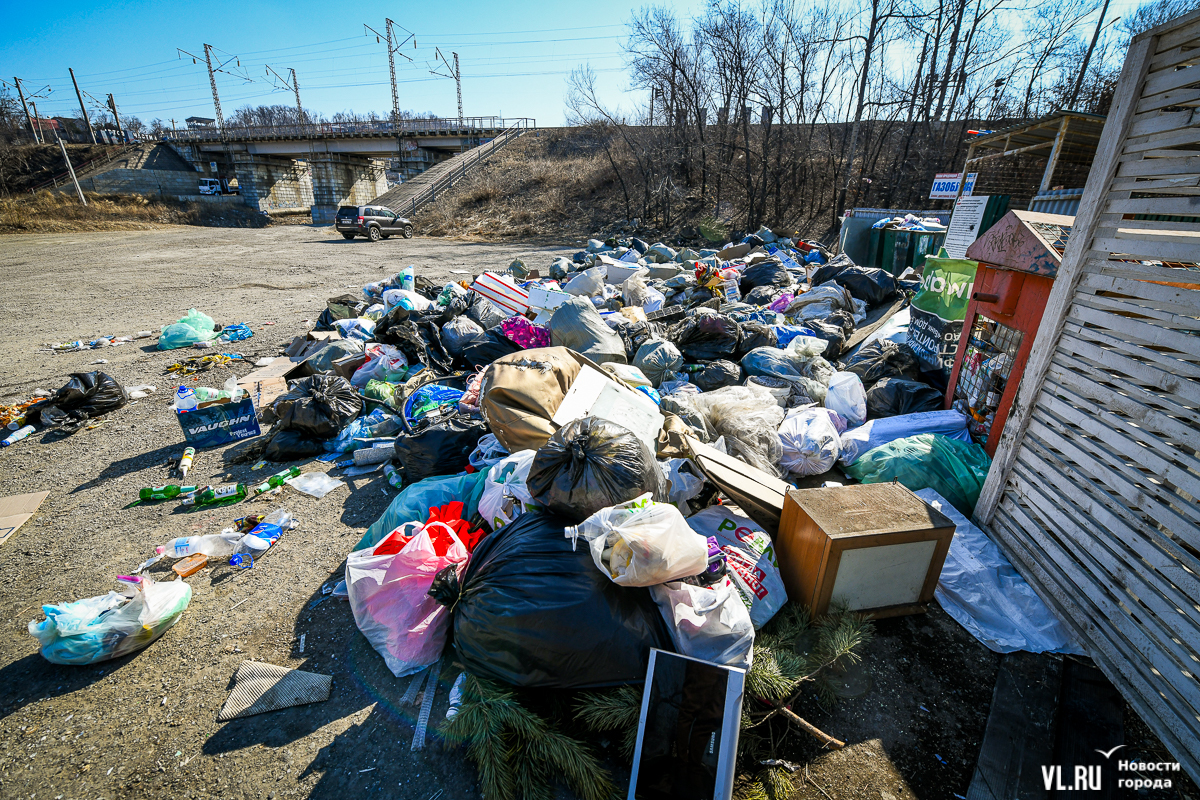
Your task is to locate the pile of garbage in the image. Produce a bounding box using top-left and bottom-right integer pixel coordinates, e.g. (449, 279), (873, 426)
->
(20, 224), (1001, 797)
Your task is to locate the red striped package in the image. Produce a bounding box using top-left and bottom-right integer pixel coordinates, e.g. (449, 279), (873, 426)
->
(471, 272), (529, 316)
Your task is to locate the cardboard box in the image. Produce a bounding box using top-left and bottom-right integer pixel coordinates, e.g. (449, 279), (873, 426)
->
(237, 356), (306, 409)
(679, 434), (790, 534)
(552, 364), (664, 451)
(775, 483), (955, 618)
(527, 285), (572, 312)
(0, 491), (49, 548)
(177, 396), (261, 448)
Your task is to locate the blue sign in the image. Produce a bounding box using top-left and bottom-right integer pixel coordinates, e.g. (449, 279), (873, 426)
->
(177, 397), (261, 449)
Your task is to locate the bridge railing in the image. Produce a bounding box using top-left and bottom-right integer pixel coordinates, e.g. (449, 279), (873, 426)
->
(395, 122), (528, 218)
(166, 116), (535, 142)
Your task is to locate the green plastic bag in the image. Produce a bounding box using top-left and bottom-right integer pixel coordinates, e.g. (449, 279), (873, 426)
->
(844, 433), (990, 516)
(158, 308), (219, 350)
(355, 470), (487, 551)
(364, 378), (400, 411)
(908, 254), (978, 381)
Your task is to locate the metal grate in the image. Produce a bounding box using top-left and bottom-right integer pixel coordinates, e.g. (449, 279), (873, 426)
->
(952, 315), (1024, 443)
(1027, 221), (1073, 256)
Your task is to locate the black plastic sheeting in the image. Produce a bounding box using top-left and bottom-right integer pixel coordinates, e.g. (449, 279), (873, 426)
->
(865, 377), (944, 418)
(527, 416), (666, 524)
(449, 510), (674, 688)
(457, 327), (522, 370)
(375, 309), (453, 374)
(736, 322), (778, 356)
(391, 416), (487, 485)
(30, 372), (128, 433)
(693, 360), (743, 392)
(273, 375), (363, 439)
(812, 257), (898, 307)
(263, 429), (327, 461)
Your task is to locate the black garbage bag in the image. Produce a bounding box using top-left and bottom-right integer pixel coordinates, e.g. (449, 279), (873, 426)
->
(447, 510), (673, 688)
(865, 377), (944, 418)
(263, 428), (327, 462)
(840, 340), (921, 389)
(736, 322), (778, 357)
(809, 253), (856, 286)
(458, 327), (522, 369)
(392, 416), (487, 485)
(630, 238), (650, 254)
(739, 259), (792, 294)
(527, 417), (667, 524)
(31, 372), (128, 433)
(694, 360), (743, 392)
(273, 375), (363, 439)
(375, 309), (453, 374)
(615, 320), (663, 362)
(467, 294), (507, 330)
(831, 266), (898, 307)
(824, 310), (857, 337)
(667, 311), (741, 361)
(414, 275), (442, 303)
(742, 285), (780, 306)
(805, 319), (848, 360)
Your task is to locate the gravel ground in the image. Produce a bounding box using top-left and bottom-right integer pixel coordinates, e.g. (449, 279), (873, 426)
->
(0, 225), (1188, 800)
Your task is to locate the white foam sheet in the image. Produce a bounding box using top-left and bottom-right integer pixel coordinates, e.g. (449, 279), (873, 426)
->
(918, 488), (1085, 655)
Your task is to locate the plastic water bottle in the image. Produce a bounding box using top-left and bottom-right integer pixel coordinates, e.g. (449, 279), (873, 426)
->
(1, 425), (35, 447)
(402, 265), (415, 292)
(175, 386), (198, 412)
(231, 509), (293, 567)
(156, 529), (243, 558)
(384, 463), (403, 488)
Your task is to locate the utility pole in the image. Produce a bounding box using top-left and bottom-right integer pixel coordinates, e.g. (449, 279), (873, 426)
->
(13, 77), (39, 143)
(179, 44), (245, 190)
(430, 49), (463, 124)
(266, 65), (304, 123)
(170, 118), (177, 134)
(69, 68), (97, 144)
(58, 136), (87, 205)
(1067, 0), (1114, 110)
(107, 93), (123, 139)
(365, 19), (414, 122)
(30, 101), (44, 143)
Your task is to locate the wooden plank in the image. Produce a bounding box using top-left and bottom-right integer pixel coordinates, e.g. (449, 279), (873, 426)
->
(965, 652), (1061, 800)
(1066, 302), (1200, 363)
(1046, 359), (1200, 453)
(1079, 271), (1200, 315)
(1073, 292), (1200, 332)
(1156, 14), (1200, 53)
(1116, 154), (1200, 176)
(995, 483), (1200, 722)
(1094, 213), (1200, 233)
(1105, 195), (1200, 216)
(1097, 260), (1200, 285)
(1123, 126), (1200, 155)
(1110, 174), (1200, 191)
(1001, 470), (1200, 715)
(989, 503), (1200, 784)
(1091, 234), (1200, 262)
(1140, 63), (1200, 100)
(1128, 108), (1199, 139)
(1020, 408), (1200, 590)
(1148, 43), (1200, 72)
(1105, 224), (1200, 245)
(975, 32), (1160, 525)
(1137, 85), (1200, 115)
(1056, 328), (1200, 406)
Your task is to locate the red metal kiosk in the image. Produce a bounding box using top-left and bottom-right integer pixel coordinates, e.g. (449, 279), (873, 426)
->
(944, 210), (1074, 456)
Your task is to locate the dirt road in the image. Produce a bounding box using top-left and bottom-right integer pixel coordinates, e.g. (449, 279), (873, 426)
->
(0, 226), (573, 800)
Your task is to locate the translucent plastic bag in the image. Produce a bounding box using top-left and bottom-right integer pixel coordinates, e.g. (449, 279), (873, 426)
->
(478, 449), (539, 530)
(823, 371), (867, 426)
(352, 344), (408, 388)
(441, 317), (484, 357)
(649, 577), (754, 669)
(562, 267), (606, 297)
(565, 494), (709, 587)
(778, 407), (841, 476)
(347, 522), (469, 677)
(158, 308), (219, 350)
(692, 385), (786, 476)
(844, 433), (991, 515)
(29, 577), (192, 665)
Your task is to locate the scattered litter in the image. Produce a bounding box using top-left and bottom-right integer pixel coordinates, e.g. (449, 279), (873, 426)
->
(285, 472), (344, 499)
(217, 661), (331, 720)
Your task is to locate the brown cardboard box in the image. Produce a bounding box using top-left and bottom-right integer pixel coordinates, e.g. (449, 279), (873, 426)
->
(677, 433), (790, 534)
(776, 483), (955, 618)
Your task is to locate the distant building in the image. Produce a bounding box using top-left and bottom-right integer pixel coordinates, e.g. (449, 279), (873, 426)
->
(185, 116), (216, 129)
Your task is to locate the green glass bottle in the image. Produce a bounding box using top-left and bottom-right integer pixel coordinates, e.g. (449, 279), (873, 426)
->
(182, 483), (247, 507)
(252, 466), (301, 495)
(139, 485), (200, 502)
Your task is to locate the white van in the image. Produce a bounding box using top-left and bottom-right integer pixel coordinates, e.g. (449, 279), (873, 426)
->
(199, 178), (222, 195)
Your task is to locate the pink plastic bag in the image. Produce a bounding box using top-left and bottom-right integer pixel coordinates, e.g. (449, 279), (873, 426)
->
(501, 316), (551, 349)
(346, 521), (468, 677)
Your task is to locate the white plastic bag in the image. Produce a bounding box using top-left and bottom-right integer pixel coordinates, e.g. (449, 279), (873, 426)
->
(565, 493), (709, 587)
(660, 457), (706, 510)
(346, 523), (468, 677)
(286, 471), (344, 499)
(650, 577), (754, 669)
(382, 288), (433, 313)
(352, 344), (408, 388)
(478, 449), (538, 530)
(468, 433), (509, 471)
(824, 371), (867, 426)
(778, 407), (841, 476)
(562, 266), (606, 297)
(686, 505), (787, 628)
(29, 577), (192, 665)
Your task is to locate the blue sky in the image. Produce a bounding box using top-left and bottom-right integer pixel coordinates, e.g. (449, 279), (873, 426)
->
(1, 0), (708, 127)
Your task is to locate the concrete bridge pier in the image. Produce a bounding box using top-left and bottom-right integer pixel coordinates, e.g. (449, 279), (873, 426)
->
(309, 154), (388, 224)
(231, 153), (315, 215)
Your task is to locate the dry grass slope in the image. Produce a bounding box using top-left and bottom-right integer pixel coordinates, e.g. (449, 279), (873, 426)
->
(415, 130), (627, 240)
(0, 191), (270, 234)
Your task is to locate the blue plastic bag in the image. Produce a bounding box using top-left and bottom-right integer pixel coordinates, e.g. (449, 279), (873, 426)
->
(218, 323), (253, 343)
(355, 470), (487, 552)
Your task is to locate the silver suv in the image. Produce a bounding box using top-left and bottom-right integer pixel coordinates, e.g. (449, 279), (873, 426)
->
(335, 205), (413, 241)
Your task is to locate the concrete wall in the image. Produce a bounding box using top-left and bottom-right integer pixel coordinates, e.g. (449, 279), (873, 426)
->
(310, 155), (387, 224)
(74, 168), (209, 196)
(233, 154), (314, 214)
